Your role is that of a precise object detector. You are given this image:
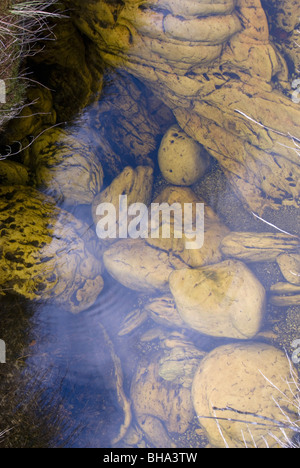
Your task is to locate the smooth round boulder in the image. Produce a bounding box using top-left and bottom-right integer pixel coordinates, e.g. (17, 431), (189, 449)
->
(158, 125), (209, 186)
(277, 253), (300, 286)
(169, 260), (266, 340)
(192, 342), (299, 448)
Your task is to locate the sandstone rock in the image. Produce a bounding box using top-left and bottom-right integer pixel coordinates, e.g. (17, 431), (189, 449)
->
(269, 281), (300, 307)
(0, 186), (104, 313)
(169, 260), (266, 339)
(31, 128), (104, 205)
(103, 239), (186, 292)
(158, 125), (210, 186)
(220, 232), (300, 263)
(270, 282), (300, 295)
(92, 166), (153, 244)
(67, 0), (300, 214)
(146, 186), (230, 267)
(277, 253), (300, 285)
(192, 342), (299, 448)
(131, 352), (195, 447)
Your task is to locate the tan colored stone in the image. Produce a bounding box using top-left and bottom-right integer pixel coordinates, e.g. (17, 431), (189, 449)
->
(169, 260), (266, 339)
(277, 253), (300, 285)
(131, 352), (195, 447)
(270, 282), (300, 294)
(146, 186), (230, 267)
(192, 342), (299, 448)
(220, 232), (300, 263)
(92, 166), (153, 244)
(103, 239), (186, 292)
(158, 125), (210, 186)
(269, 281), (300, 307)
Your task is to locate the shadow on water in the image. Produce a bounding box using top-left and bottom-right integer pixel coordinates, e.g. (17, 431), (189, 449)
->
(20, 275), (141, 448)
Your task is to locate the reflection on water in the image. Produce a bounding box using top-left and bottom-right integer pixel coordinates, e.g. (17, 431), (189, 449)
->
(0, 0), (300, 449)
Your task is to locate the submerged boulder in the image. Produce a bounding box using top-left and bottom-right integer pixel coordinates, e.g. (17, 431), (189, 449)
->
(220, 232), (300, 263)
(0, 186), (104, 313)
(158, 124), (210, 186)
(146, 186), (230, 268)
(192, 342), (299, 448)
(92, 165), (153, 244)
(103, 239), (186, 292)
(31, 128), (104, 206)
(169, 260), (266, 339)
(131, 352), (195, 448)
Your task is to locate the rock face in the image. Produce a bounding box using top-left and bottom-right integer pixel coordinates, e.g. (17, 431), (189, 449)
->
(169, 260), (266, 339)
(192, 343), (299, 448)
(67, 0), (300, 215)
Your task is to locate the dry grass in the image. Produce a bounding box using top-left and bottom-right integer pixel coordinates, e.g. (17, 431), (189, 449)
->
(201, 353), (300, 448)
(0, 1), (63, 131)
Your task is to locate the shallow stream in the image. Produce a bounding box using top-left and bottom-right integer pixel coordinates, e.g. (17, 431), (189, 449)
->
(0, 0), (299, 449)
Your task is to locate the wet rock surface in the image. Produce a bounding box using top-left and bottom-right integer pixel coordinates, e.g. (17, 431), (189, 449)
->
(169, 260), (266, 339)
(192, 342), (299, 448)
(67, 0), (300, 215)
(158, 125), (210, 186)
(0, 186), (104, 313)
